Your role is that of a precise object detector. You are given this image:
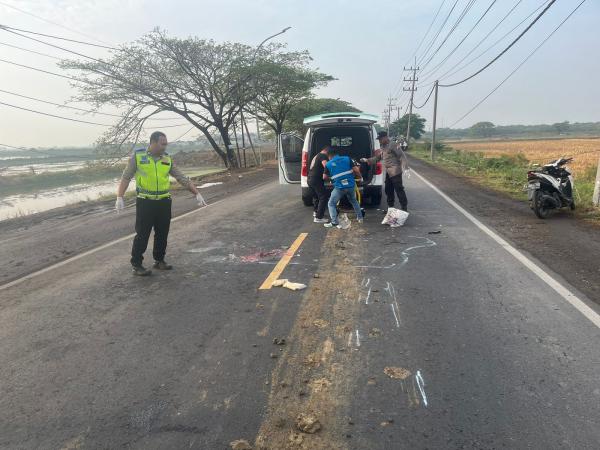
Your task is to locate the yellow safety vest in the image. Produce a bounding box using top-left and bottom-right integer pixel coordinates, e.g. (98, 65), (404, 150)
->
(135, 149), (172, 200)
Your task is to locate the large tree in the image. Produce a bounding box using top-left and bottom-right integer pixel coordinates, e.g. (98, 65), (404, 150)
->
(60, 29), (322, 168)
(248, 45), (333, 139)
(469, 121), (496, 138)
(283, 98), (361, 136)
(390, 113), (426, 140)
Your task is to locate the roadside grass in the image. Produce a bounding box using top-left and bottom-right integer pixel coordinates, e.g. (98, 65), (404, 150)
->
(410, 142), (600, 223)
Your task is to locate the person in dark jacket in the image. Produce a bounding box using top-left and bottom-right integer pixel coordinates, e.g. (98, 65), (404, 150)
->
(308, 145), (331, 223)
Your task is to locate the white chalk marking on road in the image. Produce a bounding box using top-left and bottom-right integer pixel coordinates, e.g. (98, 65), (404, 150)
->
(413, 169), (600, 330)
(347, 332), (353, 347)
(360, 277), (366, 287)
(355, 329), (361, 347)
(365, 278), (371, 287)
(0, 182), (273, 292)
(415, 370), (428, 407)
(390, 303), (400, 328)
(365, 287), (372, 305)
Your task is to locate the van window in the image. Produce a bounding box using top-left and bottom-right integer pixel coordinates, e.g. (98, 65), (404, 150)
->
(331, 136), (352, 147)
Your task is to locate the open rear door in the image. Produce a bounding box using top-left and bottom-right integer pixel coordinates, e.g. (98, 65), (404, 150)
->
(278, 133), (304, 184)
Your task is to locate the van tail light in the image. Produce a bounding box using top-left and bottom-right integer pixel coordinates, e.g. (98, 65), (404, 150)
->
(375, 162), (383, 175)
(301, 152), (309, 177)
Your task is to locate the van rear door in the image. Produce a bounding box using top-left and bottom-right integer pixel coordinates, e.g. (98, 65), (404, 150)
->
(278, 133), (304, 184)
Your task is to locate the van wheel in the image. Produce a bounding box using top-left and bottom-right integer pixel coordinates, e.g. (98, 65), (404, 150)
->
(302, 195), (314, 207)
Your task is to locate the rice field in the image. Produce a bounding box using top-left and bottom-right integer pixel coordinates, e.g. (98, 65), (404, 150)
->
(447, 138), (600, 176)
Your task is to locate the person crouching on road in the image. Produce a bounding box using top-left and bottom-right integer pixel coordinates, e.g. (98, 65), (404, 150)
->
(362, 131), (408, 211)
(323, 147), (363, 228)
(308, 145), (331, 223)
(115, 131), (207, 276)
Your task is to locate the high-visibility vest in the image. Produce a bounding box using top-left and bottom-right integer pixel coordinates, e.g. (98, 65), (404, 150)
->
(134, 149), (172, 199)
(326, 155), (355, 189)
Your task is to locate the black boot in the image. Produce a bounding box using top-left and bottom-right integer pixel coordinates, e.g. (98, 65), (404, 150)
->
(132, 265), (152, 276)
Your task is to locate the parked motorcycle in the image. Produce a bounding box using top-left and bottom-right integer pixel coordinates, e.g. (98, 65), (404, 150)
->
(527, 157), (575, 219)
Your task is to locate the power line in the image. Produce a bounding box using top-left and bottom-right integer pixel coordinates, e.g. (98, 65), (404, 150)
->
(392, 0), (447, 96)
(1, 26), (112, 64)
(440, 0), (557, 87)
(419, 0), (478, 71)
(0, 1), (114, 47)
(449, 0), (587, 127)
(411, 0), (447, 61)
(413, 84), (437, 109)
(0, 100), (111, 125)
(0, 40), (61, 59)
(425, 0), (548, 87)
(419, 0), (525, 86)
(0, 57), (79, 81)
(417, 0), (461, 66)
(420, 0), (498, 81)
(0, 88), (185, 122)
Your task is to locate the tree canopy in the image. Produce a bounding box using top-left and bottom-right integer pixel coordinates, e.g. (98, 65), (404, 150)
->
(60, 29), (331, 167)
(390, 114), (426, 140)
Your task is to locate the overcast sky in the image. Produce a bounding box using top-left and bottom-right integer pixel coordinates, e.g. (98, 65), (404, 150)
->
(1, 0), (598, 147)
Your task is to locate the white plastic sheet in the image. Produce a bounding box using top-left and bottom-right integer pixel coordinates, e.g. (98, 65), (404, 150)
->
(381, 207), (409, 228)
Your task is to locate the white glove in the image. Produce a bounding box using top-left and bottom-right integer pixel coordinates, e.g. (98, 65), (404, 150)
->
(115, 196), (125, 212)
(196, 192), (207, 207)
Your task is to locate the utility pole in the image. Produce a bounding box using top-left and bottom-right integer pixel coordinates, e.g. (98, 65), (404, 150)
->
(386, 95), (397, 135)
(593, 154), (600, 206)
(430, 80), (439, 161)
(403, 57), (419, 142)
(396, 105), (401, 122)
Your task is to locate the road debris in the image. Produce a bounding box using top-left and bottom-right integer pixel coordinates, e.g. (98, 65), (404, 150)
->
(272, 279), (307, 291)
(230, 439), (253, 450)
(312, 319), (329, 329)
(428, 230), (442, 235)
(296, 413), (321, 434)
(369, 328), (382, 337)
(310, 378), (331, 393)
(289, 432), (304, 445)
(269, 353), (278, 359)
(273, 338), (286, 345)
(384, 367), (412, 380)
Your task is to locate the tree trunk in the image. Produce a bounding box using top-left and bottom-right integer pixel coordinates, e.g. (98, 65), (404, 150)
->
(199, 127), (230, 168)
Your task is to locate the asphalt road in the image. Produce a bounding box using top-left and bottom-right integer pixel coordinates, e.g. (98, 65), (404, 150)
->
(1, 169), (599, 449)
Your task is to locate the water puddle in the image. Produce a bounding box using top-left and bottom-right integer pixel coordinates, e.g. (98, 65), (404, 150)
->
(0, 179), (134, 221)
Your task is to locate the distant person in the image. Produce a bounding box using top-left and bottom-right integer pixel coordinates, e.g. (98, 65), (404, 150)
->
(362, 131), (408, 211)
(323, 146), (363, 228)
(308, 145), (331, 223)
(115, 131), (206, 276)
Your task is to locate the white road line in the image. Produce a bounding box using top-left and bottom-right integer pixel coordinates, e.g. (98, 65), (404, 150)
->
(347, 332), (353, 347)
(413, 169), (600, 330)
(355, 329), (361, 347)
(0, 182), (274, 292)
(415, 370), (428, 407)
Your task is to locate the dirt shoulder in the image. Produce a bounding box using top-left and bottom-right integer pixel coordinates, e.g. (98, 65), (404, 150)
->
(408, 155), (600, 306)
(1, 163), (278, 285)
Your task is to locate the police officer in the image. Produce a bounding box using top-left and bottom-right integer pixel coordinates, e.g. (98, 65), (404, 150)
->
(115, 131), (206, 276)
(362, 131), (409, 211)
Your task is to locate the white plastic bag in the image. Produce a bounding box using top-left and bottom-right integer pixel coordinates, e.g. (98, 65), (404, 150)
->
(337, 213), (351, 230)
(381, 207), (409, 228)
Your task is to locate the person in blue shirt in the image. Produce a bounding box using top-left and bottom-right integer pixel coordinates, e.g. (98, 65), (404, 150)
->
(323, 147), (364, 228)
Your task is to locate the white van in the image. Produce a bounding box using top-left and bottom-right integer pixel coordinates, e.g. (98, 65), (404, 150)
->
(278, 112), (384, 206)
